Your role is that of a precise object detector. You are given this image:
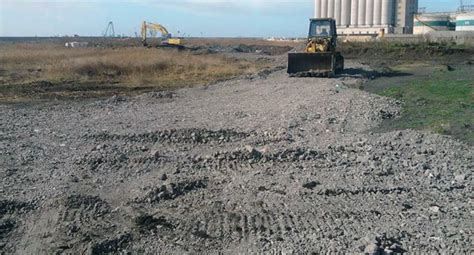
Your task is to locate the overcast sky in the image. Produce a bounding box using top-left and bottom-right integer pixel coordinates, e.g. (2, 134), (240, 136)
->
(0, 0), (462, 37)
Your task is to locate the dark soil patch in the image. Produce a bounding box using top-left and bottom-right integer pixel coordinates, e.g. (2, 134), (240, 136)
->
(0, 200), (35, 217)
(139, 180), (208, 204)
(340, 42), (474, 68)
(134, 214), (174, 233)
(0, 219), (16, 238)
(90, 233), (132, 255)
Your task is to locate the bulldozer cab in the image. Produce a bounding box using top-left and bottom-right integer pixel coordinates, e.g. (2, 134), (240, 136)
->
(309, 19), (336, 38)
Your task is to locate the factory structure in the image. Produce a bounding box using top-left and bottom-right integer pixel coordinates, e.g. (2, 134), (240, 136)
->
(414, 12), (474, 34)
(314, 0), (419, 35)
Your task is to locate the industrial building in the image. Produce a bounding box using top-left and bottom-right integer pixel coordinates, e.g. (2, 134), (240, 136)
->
(456, 12), (474, 31)
(414, 12), (474, 34)
(314, 0), (418, 35)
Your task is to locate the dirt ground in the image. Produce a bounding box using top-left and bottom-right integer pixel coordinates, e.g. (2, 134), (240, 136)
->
(1, 48), (473, 254)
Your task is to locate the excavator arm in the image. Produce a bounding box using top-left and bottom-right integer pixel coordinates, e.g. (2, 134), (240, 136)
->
(141, 21), (170, 45)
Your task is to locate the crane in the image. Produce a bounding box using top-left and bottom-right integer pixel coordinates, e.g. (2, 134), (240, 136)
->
(103, 21), (115, 37)
(141, 21), (182, 48)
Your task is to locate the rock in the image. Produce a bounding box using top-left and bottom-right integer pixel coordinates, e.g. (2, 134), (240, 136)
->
(107, 95), (127, 104)
(328, 117), (337, 124)
(150, 150), (160, 158)
(454, 174), (466, 182)
(244, 145), (254, 153)
(429, 206), (440, 213)
(302, 181), (320, 190)
(389, 243), (404, 253)
(70, 175), (80, 183)
(402, 203), (413, 211)
(380, 110), (395, 119)
(364, 243), (380, 254)
(160, 174), (168, 181)
(244, 145), (263, 158)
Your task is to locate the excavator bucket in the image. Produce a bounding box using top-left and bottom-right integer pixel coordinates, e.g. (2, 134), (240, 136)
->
(287, 52), (334, 76)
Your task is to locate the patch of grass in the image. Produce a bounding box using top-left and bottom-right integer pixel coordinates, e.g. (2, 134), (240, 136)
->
(379, 68), (474, 144)
(0, 43), (271, 102)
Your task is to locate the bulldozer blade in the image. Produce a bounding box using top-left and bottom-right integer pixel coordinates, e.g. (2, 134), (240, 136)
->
(287, 52), (334, 75)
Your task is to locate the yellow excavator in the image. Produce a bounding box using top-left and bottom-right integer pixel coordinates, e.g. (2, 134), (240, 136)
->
(141, 21), (183, 49)
(288, 18), (344, 77)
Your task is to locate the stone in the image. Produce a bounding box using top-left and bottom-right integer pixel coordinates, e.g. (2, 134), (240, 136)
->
(302, 181), (320, 190)
(429, 206), (440, 213)
(364, 243), (379, 254)
(244, 145), (263, 159)
(454, 174), (466, 182)
(160, 174), (168, 181)
(151, 150), (160, 158)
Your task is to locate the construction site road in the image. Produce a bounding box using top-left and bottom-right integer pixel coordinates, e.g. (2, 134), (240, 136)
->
(1, 59), (472, 254)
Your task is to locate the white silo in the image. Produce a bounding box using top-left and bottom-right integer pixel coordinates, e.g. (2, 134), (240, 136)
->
(328, 0), (335, 18)
(366, 0), (374, 26)
(358, 0), (367, 26)
(381, 0), (390, 25)
(456, 13), (474, 31)
(351, 0), (359, 26)
(315, 0), (322, 18)
(321, 0), (328, 18)
(341, 0), (351, 27)
(374, 0), (382, 25)
(335, 0), (342, 25)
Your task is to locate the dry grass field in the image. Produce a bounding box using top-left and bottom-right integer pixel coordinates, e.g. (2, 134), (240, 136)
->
(0, 43), (272, 101)
(185, 38), (301, 47)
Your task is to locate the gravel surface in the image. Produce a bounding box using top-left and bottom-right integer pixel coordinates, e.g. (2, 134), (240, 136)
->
(0, 58), (472, 254)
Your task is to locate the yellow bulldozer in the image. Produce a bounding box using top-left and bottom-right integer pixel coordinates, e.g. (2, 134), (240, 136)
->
(141, 21), (184, 49)
(288, 18), (344, 77)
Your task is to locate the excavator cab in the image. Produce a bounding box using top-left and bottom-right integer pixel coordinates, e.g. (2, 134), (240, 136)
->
(288, 18), (344, 77)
